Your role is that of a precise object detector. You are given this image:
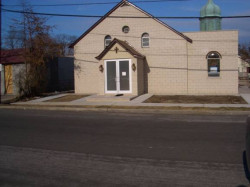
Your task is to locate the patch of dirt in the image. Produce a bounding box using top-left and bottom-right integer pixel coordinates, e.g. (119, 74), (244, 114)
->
(44, 95), (89, 102)
(144, 95), (247, 104)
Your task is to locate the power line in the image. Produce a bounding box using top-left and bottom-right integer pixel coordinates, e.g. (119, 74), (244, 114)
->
(2, 0), (190, 7)
(2, 8), (250, 19)
(75, 57), (238, 71)
(87, 33), (238, 42)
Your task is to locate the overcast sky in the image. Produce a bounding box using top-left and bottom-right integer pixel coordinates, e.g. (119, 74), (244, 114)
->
(2, 0), (250, 44)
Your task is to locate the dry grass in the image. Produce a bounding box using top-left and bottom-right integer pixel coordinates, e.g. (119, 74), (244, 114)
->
(107, 105), (250, 112)
(144, 95), (247, 104)
(44, 95), (89, 102)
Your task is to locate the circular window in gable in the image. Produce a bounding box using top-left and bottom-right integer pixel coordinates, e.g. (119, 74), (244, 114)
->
(122, 26), (130, 33)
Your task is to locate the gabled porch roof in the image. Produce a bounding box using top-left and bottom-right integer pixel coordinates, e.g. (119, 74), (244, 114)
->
(96, 38), (145, 60)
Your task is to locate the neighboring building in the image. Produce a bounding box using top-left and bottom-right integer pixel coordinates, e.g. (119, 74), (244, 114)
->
(0, 49), (74, 95)
(46, 57), (74, 92)
(238, 56), (250, 79)
(70, 0), (238, 96)
(0, 49), (26, 95)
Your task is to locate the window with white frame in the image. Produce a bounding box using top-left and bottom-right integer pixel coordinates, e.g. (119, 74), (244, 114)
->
(141, 33), (149, 48)
(207, 51), (221, 77)
(104, 35), (112, 48)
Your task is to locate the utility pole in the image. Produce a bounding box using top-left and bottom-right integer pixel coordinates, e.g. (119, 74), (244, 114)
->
(0, 0), (2, 104)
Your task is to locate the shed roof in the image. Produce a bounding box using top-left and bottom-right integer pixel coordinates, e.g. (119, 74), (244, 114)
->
(0, 49), (25, 65)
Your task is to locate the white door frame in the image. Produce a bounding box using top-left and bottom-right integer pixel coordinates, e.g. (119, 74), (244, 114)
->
(104, 59), (132, 94)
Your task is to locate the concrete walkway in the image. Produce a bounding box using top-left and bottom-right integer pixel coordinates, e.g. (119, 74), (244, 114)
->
(240, 94), (250, 104)
(10, 92), (250, 110)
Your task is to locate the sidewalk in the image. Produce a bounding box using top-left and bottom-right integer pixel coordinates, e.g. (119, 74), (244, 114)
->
(1, 92), (247, 114)
(0, 85), (249, 113)
(11, 93), (250, 107)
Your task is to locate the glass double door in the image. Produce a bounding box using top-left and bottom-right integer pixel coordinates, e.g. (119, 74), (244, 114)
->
(105, 59), (131, 94)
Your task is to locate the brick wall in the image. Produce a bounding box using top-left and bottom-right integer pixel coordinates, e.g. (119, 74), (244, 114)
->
(184, 31), (238, 95)
(74, 4), (188, 95)
(74, 3), (238, 95)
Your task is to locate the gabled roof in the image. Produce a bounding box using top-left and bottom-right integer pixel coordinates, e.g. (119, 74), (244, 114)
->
(96, 38), (145, 60)
(0, 49), (25, 65)
(69, 0), (192, 48)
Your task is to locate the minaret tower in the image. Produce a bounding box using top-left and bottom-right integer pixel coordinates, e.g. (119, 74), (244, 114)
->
(200, 0), (221, 31)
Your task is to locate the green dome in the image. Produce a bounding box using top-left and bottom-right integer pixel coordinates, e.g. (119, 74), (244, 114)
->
(200, 0), (221, 17)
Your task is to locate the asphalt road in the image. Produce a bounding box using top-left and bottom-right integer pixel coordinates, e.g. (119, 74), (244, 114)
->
(0, 108), (249, 186)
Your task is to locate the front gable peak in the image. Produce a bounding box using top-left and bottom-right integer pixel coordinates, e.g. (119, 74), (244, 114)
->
(69, 0), (192, 48)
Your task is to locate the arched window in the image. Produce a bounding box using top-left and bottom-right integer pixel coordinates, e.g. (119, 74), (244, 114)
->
(141, 33), (149, 48)
(207, 51), (221, 77)
(104, 35), (112, 48)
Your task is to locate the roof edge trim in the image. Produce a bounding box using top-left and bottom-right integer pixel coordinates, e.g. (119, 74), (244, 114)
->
(69, 0), (192, 48)
(69, 0), (126, 48)
(96, 38), (145, 60)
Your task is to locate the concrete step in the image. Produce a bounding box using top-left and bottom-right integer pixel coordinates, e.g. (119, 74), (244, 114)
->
(85, 95), (137, 102)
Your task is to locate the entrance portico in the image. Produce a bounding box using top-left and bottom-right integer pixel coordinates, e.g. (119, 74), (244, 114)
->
(96, 38), (145, 96)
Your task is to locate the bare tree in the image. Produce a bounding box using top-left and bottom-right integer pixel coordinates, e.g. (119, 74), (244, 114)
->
(4, 26), (24, 49)
(239, 43), (250, 60)
(12, 4), (61, 97)
(55, 34), (77, 56)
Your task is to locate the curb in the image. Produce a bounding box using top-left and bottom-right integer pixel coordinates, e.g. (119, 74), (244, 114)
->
(1, 104), (250, 115)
